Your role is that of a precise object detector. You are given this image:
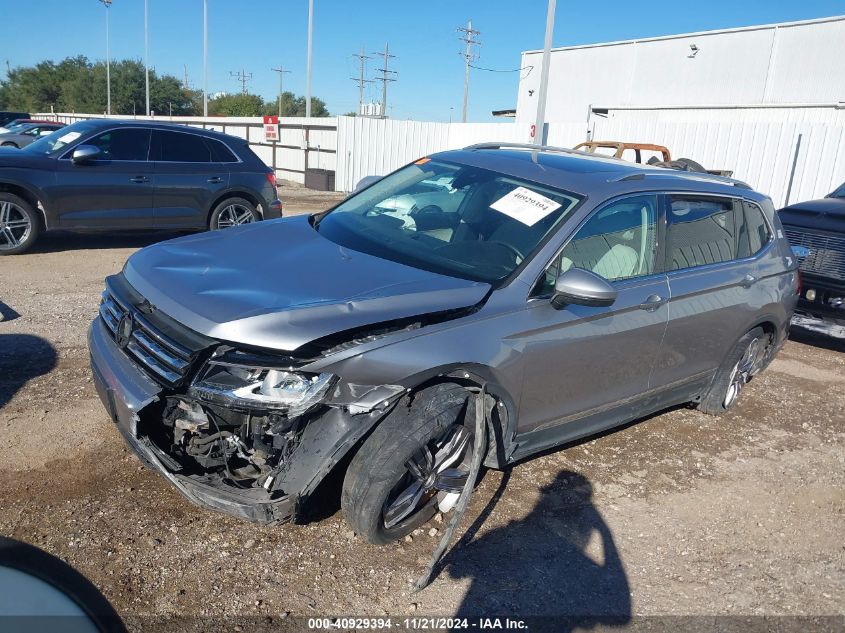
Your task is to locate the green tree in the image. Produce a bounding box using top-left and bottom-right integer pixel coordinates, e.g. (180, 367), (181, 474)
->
(208, 93), (265, 116)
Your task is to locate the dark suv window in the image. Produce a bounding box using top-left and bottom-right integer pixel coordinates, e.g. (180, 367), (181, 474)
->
(153, 130), (212, 162)
(208, 138), (237, 162)
(737, 201), (772, 258)
(666, 196), (739, 270)
(84, 128), (151, 161)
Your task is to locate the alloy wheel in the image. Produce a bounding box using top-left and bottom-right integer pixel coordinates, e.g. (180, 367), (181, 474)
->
(0, 201), (32, 251)
(216, 204), (255, 229)
(724, 336), (761, 408)
(382, 424), (473, 529)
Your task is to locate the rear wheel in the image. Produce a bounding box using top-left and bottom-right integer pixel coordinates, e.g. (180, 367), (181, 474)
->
(697, 327), (768, 415)
(341, 383), (477, 545)
(209, 197), (258, 230)
(0, 193), (40, 255)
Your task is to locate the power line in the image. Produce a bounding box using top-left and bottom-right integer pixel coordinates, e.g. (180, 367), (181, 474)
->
(350, 46), (373, 116)
(271, 65), (292, 116)
(373, 43), (397, 118)
(457, 19), (481, 123)
(229, 69), (253, 94)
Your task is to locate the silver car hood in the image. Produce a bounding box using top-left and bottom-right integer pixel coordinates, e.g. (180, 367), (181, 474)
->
(124, 215), (490, 351)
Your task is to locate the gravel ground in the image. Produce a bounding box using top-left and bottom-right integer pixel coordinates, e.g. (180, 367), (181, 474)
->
(0, 184), (843, 631)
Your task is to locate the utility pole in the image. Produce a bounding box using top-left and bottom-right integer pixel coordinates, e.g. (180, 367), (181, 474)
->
(144, 0), (150, 116)
(183, 64), (189, 89)
(533, 0), (556, 145)
(305, 0), (314, 117)
(271, 65), (291, 116)
(350, 46), (373, 115)
(457, 19), (481, 123)
(99, 0), (113, 115)
(202, 0), (208, 116)
(230, 69), (253, 94)
(373, 43), (396, 118)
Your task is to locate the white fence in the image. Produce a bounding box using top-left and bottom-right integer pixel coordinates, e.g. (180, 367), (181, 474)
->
(40, 113), (337, 185)
(38, 112), (845, 207)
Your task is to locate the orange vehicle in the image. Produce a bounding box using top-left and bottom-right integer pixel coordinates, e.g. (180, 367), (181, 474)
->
(574, 140), (733, 177)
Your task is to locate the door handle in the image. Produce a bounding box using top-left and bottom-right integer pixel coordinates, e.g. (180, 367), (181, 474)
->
(207, 176), (224, 184)
(638, 294), (667, 311)
(740, 274), (757, 288)
(129, 176), (148, 183)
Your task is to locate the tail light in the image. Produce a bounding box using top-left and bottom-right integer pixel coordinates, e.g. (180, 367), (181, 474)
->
(266, 171), (277, 188)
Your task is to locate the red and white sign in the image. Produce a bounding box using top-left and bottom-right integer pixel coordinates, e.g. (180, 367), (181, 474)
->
(263, 115), (279, 143)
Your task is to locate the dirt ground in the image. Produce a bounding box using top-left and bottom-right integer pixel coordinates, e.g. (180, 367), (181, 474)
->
(0, 183), (843, 631)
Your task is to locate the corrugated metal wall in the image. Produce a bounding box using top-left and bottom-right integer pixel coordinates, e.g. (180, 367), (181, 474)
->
(335, 115), (845, 208)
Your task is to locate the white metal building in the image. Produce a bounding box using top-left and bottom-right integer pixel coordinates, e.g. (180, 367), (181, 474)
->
(516, 15), (845, 126)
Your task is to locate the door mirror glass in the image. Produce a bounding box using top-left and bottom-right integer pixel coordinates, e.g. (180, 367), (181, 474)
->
(551, 268), (618, 309)
(71, 145), (101, 164)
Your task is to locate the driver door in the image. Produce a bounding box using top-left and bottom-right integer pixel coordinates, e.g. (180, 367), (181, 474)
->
(53, 127), (154, 229)
(516, 194), (670, 434)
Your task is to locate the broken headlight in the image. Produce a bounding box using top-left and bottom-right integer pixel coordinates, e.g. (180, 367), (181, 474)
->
(190, 353), (334, 416)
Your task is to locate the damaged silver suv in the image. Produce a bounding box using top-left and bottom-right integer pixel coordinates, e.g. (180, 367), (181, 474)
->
(89, 143), (798, 544)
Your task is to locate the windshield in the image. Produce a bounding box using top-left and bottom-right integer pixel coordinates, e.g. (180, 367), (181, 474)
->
(316, 159), (581, 283)
(23, 120), (97, 155)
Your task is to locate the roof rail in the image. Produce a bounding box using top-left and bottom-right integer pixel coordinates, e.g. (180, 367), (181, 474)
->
(615, 171), (752, 190)
(463, 142), (580, 155)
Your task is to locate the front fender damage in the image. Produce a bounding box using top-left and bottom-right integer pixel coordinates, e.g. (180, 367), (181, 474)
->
(129, 380), (406, 525)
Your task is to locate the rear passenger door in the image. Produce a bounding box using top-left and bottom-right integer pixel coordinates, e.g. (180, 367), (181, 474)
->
(151, 129), (230, 229)
(651, 194), (760, 388)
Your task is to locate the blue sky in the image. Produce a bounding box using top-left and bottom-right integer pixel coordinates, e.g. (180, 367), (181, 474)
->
(3, 0), (844, 120)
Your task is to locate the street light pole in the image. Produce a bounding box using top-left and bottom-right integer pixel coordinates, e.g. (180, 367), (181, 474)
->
(99, 0), (112, 115)
(532, 0), (556, 145)
(144, 0), (150, 116)
(305, 0), (313, 118)
(203, 0), (208, 117)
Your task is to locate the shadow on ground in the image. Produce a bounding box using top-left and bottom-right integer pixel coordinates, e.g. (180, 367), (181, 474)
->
(789, 323), (845, 353)
(28, 230), (194, 254)
(0, 334), (57, 409)
(446, 470), (631, 632)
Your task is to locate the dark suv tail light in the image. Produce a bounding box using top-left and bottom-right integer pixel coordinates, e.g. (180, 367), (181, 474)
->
(266, 171), (277, 188)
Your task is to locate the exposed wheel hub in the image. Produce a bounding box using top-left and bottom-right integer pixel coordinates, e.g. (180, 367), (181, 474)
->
(382, 424), (472, 529)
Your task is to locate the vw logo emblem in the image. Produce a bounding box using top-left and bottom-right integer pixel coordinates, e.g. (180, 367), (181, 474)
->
(115, 313), (134, 349)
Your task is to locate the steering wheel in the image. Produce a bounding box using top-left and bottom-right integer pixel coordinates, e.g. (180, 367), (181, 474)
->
(488, 241), (526, 264)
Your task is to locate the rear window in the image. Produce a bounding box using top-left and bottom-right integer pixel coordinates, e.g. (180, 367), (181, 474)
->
(737, 201), (772, 258)
(667, 196), (738, 270)
(208, 138), (238, 162)
(153, 130), (212, 162)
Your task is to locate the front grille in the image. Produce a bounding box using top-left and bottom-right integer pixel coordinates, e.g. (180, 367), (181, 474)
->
(100, 290), (194, 384)
(784, 228), (845, 282)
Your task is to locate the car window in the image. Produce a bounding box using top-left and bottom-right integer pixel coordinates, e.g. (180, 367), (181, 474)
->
(666, 196), (738, 271)
(317, 160), (581, 283)
(533, 194), (659, 296)
(85, 128), (151, 161)
(737, 201), (772, 258)
(830, 182), (845, 199)
(154, 130), (212, 162)
(207, 138), (238, 162)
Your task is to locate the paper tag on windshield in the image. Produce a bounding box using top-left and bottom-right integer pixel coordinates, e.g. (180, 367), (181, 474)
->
(490, 187), (561, 226)
(57, 131), (81, 144)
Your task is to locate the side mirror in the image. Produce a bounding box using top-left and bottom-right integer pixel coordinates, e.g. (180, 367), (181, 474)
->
(551, 268), (618, 309)
(353, 175), (381, 193)
(71, 144), (101, 164)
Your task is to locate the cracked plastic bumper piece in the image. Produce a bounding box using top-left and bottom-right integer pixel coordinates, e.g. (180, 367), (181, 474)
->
(88, 318), (296, 524)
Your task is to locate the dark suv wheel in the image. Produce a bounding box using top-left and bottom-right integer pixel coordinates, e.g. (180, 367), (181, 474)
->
(209, 197), (259, 230)
(0, 193), (40, 255)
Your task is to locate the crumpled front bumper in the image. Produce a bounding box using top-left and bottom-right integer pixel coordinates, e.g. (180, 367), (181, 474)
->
(88, 317), (296, 524)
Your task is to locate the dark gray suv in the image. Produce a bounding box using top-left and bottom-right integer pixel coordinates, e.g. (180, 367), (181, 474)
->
(88, 143), (798, 544)
(0, 119), (282, 255)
